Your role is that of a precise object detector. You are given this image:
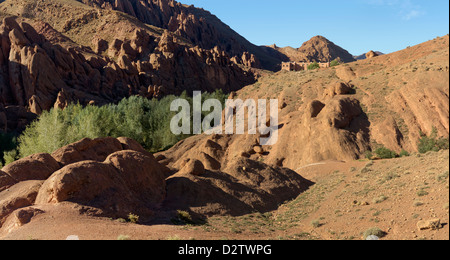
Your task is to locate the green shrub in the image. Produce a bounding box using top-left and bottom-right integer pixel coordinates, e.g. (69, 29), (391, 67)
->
(418, 127), (449, 153)
(128, 213), (139, 224)
(311, 220), (322, 228)
(16, 90), (228, 158)
(364, 150), (373, 159)
(0, 132), (18, 166)
(374, 147), (398, 159)
(330, 59), (341, 67)
(307, 62), (320, 70)
(399, 149), (410, 157)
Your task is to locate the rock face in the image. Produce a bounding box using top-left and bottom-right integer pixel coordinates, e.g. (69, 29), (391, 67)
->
(0, 13), (256, 132)
(0, 180), (43, 226)
(78, 0), (283, 70)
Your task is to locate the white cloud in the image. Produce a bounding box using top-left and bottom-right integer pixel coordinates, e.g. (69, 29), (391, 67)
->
(402, 9), (422, 20)
(363, 0), (425, 20)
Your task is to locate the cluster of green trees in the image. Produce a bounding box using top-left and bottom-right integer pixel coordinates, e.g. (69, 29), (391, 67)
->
(1, 90), (228, 167)
(307, 59), (341, 70)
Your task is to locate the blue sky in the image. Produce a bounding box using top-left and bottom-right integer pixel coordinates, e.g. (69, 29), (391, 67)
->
(181, 0), (449, 55)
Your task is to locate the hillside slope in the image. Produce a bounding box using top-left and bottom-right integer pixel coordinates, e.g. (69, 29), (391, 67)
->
(158, 35), (449, 171)
(74, 0), (288, 70)
(0, 0), (256, 132)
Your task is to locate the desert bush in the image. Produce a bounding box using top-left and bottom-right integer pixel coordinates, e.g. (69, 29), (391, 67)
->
(16, 90), (228, 158)
(311, 220), (322, 228)
(128, 213), (139, 224)
(364, 150), (373, 159)
(417, 127), (449, 154)
(399, 149), (410, 157)
(330, 59), (341, 67)
(374, 147), (398, 159)
(307, 62), (320, 70)
(0, 132), (18, 166)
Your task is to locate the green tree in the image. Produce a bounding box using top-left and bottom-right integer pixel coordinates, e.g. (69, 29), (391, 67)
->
(16, 90), (228, 159)
(330, 59), (341, 67)
(307, 62), (320, 70)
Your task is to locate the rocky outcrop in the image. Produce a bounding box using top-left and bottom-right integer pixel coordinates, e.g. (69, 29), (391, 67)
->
(1, 137), (311, 226)
(366, 50), (379, 59)
(76, 0), (284, 70)
(51, 137), (124, 166)
(1, 153), (60, 183)
(164, 157), (312, 216)
(0, 15), (255, 132)
(297, 36), (356, 63)
(158, 93), (371, 174)
(35, 151), (166, 218)
(0, 180), (43, 226)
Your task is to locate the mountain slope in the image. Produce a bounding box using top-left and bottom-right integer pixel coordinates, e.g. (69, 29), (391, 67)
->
(0, 0), (256, 132)
(271, 36), (356, 63)
(159, 35), (449, 171)
(75, 0), (288, 70)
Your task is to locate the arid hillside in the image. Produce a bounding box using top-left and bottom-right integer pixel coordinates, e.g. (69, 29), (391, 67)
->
(0, 0), (448, 241)
(269, 36), (356, 63)
(1, 141), (447, 240)
(0, 0), (258, 132)
(152, 35), (449, 177)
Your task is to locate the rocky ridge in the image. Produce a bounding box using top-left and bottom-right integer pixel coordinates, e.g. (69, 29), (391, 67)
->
(0, 10), (255, 131)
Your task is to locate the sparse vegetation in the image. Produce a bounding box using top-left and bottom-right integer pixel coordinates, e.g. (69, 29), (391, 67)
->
(417, 127), (449, 154)
(330, 59), (341, 67)
(311, 219), (322, 228)
(399, 149), (410, 157)
(0, 132), (18, 167)
(374, 147), (398, 159)
(307, 62), (320, 70)
(416, 189), (429, 197)
(128, 213), (139, 224)
(372, 195), (388, 204)
(413, 201), (424, 207)
(117, 235), (131, 240)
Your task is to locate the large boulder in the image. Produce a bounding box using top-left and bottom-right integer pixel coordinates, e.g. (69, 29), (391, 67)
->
(0, 170), (17, 192)
(1, 153), (60, 182)
(36, 150), (167, 218)
(104, 150), (166, 205)
(0, 180), (43, 227)
(51, 137), (123, 166)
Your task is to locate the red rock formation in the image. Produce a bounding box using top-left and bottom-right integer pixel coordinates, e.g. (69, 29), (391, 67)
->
(0, 137), (311, 223)
(78, 0), (283, 70)
(0, 16), (255, 132)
